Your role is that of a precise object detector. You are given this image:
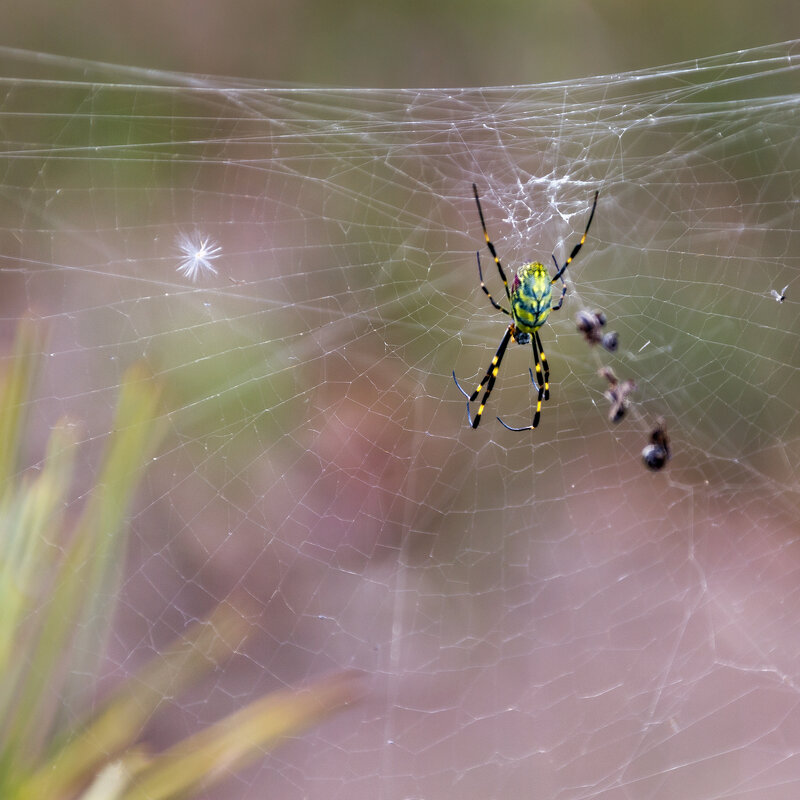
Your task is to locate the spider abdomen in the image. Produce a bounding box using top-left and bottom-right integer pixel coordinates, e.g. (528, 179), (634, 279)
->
(511, 262), (553, 335)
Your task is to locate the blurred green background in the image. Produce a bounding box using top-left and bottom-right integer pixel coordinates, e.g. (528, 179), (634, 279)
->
(2, 0), (796, 85)
(0, 6), (798, 800)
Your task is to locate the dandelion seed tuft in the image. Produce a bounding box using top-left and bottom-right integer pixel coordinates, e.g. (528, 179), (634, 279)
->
(175, 232), (221, 281)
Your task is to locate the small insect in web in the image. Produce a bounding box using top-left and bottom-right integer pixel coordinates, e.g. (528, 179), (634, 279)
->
(598, 366), (636, 423)
(770, 284), (789, 303)
(576, 309), (618, 352)
(642, 417), (671, 471)
(453, 184), (599, 430)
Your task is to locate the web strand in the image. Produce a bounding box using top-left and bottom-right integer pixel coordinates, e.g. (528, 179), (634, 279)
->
(1, 40), (799, 800)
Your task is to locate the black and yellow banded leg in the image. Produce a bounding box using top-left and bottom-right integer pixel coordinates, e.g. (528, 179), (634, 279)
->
(497, 368), (545, 432)
(534, 330), (550, 402)
(550, 255), (569, 312)
(550, 189), (599, 310)
(468, 325), (513, 428)
(473, 183), (512, 303)
(477, 252), (511, 316)
(530, 332), (545, 399)
(452, 324), (514, 429)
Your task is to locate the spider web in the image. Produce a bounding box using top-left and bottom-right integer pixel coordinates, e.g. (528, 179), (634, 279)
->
(2, 40), (799, 799)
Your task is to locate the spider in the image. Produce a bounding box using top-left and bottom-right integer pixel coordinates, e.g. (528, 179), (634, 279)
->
(453, 183), (599, 430)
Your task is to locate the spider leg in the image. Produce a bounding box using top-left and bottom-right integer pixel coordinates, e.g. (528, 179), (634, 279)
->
(497, 368), (544, 431)
(477, 252), (511, 315)
(473, 183), (512, 303)
(452, 370), (477, 426)
(533, 331), (550, 400)
(550, 189), (599, 293)
(454, 324), (514, 429)
(530, 330), (550, 402)
(550, 255), (568, 312)
(497, 332), (549, 432)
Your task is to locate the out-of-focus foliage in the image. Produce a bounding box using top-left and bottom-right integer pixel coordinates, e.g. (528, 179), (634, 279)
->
(1, 0), (795, 85)
(0, 320), (360, 800)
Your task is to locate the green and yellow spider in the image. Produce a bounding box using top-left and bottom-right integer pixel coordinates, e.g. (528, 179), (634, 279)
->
(453, 183), (599, 431)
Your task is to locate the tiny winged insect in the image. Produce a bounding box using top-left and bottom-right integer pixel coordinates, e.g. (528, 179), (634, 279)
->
(642, 417), (671, 471)
(453, 184), (599, 431)
(770, 284), (788, 303)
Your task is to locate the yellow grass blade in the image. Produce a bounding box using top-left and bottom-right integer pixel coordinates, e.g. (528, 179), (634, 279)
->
(16, 597), (254, 800)
(122, 671), (363, 800)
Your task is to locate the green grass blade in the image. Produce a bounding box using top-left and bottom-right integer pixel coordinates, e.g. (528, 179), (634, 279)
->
(62, 363), (167, 704)
(16, 597), (254, 800)
(122, 671), (363, 800)
(0, 318), (45, 498)
(5, 363), (165, 773)
(0, 421), (78, 724)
